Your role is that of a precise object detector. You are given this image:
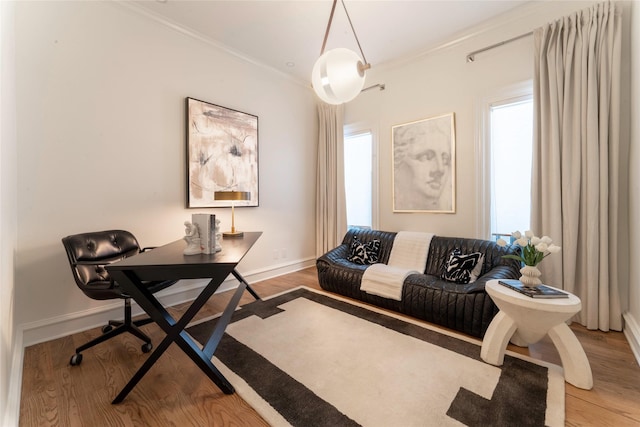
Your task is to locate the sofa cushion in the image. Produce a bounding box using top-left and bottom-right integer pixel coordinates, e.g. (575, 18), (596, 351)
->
(347, 235), (381, 265)
(441, 249), (484, 284)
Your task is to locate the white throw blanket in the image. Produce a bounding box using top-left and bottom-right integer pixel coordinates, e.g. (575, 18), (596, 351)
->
(360, 231), (434, 301)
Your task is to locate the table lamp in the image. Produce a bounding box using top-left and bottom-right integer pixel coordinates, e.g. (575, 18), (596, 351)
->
(214, 191), (250, 237)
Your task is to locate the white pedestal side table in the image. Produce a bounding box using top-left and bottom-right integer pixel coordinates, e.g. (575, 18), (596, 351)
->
(481, 280), (593, 390)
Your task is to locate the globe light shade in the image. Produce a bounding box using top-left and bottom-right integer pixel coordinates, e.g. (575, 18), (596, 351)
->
(311, 48), (366, 105)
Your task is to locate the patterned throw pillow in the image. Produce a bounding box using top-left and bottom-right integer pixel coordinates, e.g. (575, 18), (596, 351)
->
(441, 249), (484, 284)
(347, 236), (381, 265)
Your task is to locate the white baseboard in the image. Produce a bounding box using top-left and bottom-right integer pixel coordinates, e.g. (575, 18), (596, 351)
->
(623, 311), (640, 367)
(21, 257), (315, 347)
(4, 327), (24, 427)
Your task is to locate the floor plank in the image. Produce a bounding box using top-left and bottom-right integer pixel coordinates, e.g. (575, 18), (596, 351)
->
(20, 266), (640, 426)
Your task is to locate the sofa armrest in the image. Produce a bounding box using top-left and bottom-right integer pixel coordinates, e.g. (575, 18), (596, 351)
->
(316, 244), (370, 273)
(318, 244), (349, 263)
(476, 265), (520, 283)
(456, 265), (520, 293)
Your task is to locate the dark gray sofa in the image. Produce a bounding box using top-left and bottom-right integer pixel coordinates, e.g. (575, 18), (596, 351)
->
(316, 228), (521, 338)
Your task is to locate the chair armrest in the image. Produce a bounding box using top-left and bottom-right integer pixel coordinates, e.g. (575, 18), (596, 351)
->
(74, 260), (112, 266)
(74, 256), (128, 266)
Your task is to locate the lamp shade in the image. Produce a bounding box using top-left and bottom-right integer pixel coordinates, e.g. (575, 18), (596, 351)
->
(214, 191), (251, 201)
(311, 48), (366, 105)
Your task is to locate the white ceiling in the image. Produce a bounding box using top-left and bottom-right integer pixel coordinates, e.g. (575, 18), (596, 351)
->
(130, 0), (531, 83)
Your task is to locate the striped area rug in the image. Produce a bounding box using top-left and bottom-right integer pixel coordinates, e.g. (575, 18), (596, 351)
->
(187, 287), (564, 426)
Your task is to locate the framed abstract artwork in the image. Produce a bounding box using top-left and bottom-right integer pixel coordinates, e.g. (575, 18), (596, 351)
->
(186, 97), (259, 208)
(392, 113), (456, 213)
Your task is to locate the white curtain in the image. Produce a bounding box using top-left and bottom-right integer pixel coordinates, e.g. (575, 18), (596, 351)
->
(531, 1), (622, 331)
(316, 102), (347, 257)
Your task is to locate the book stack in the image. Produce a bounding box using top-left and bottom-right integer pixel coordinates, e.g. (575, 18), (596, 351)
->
(498, 279), (569, 299)
(192, 213), (217, 254)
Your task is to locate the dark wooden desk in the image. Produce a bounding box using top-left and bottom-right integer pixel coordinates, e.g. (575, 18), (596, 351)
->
(106, 232), (262, 403)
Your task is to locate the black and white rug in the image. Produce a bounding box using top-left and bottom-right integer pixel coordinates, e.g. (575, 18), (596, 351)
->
(187, 287), (564, 426)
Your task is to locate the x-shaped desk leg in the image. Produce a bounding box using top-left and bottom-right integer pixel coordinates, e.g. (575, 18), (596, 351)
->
(110, 268), (259, 404)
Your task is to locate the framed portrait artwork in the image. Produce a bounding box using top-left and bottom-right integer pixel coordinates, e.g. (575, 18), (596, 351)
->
(186, 97), (259, 208)
(392, 113), (456, 213)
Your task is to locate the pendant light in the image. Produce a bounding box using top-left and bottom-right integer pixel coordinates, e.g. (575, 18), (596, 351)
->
(311, 0), (371, 105)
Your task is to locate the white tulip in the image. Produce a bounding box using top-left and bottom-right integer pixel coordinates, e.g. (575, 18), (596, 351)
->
(535, 242), (548, 252)
(541, 235), (553, 244)
(496, 238), (507, 247)
(516, 237), (529, 247)
(525, 230), (534, 238)
(530, 236), (541, 245)
(512, 231), (522, 239)
(547, 244), (562, 253)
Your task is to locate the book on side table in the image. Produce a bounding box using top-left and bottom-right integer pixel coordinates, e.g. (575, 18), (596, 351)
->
(498, 279), (569, 299)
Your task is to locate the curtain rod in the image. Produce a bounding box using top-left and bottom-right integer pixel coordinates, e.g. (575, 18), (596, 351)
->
(361, 83), (385, 93)
(466, 31), (533, 63)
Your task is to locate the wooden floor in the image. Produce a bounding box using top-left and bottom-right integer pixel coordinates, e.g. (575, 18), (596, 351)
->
(20, 267), (640, 426)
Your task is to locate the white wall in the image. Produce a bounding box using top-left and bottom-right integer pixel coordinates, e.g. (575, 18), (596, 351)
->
(345, 1), (601, 238)
(14, 1), (317, 341)
(625, 0), (640, 363)
(0, 1), (18, 424)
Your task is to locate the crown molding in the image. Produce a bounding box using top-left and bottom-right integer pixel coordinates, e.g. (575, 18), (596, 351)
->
(374, 0), (598, 73)
(111, 0), (311, 89)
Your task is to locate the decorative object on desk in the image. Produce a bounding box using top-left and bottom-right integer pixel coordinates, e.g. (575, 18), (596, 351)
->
(497, 230), (561, 287)
(392, 113), (456, 213)
(214, 217), (222, 252)
(187, 287), (565, 427)
(182, 221), (202, 255)
(498, 279), (569, 299)
(214, 191), (250, 237)
(192, 213), (218, 254)
(185, 97), (258, 208)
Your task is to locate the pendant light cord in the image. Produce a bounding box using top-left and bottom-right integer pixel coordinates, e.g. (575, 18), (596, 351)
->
(319, 0), (338, 55)
(319, 0), (369, 66)
(340, 0), (368, 65)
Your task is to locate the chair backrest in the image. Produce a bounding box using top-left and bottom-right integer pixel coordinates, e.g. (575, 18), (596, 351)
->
(61, 230), (141, 300)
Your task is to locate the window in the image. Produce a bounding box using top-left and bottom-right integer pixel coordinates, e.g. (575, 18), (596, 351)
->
(477, 82), (533, 240)
(489, 96), (533, 238)
(344, 130), (376, 229)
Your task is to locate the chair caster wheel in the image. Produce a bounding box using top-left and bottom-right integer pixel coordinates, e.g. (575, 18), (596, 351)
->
(141, 342), (153, 353)
(70, 353), (83, 366)
(102, 325), (113, 334)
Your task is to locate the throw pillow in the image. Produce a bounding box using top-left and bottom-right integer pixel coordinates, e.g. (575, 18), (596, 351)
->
(441, 249), (484, 284)
(347, 236), (380, 265)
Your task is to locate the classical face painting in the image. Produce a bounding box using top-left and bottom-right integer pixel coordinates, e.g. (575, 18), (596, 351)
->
(392, 113), (456, 213)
